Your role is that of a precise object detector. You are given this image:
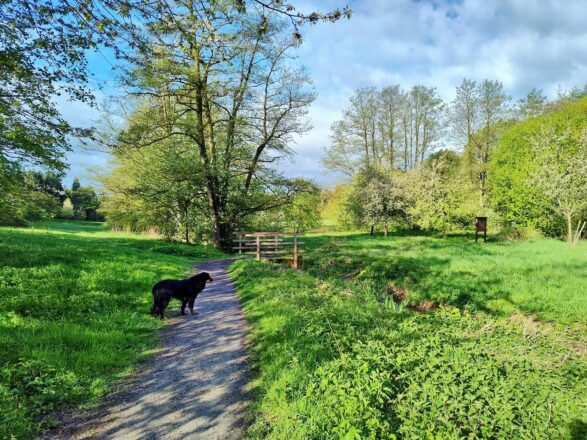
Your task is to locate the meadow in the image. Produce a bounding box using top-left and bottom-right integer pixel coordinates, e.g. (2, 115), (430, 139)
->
(231, 233), (587, 439)
(0, 221), (224, 438)
(2, 223), (586, 439)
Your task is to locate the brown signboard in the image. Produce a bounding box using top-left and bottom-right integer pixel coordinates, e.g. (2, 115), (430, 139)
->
(475, 217), (487, 242)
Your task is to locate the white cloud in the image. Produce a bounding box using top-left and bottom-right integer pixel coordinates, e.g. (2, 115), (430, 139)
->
(57, 0), (587, 188)
(277, 0), (587, 187)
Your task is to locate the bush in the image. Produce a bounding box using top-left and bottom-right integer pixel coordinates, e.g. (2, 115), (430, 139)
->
(58, 198), (75, 220)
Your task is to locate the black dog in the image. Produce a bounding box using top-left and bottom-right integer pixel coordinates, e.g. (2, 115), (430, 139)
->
(150, 272), (213, 319)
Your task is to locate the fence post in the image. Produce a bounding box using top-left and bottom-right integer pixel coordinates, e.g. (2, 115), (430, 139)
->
(293, 234), (298, 269)
(256, 234), (260, 261)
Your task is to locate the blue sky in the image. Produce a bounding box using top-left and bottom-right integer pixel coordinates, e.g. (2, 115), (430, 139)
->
(60, 0), (587, 189)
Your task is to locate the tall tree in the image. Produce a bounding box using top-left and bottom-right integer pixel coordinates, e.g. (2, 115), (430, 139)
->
(378, 85), (404, 168)
(449, 78), (479, 148)
(0, 0), (100, 171)
(401, 85), (445, 169)
(323, 85), (444, 176)
(465, 80), (511, 205)
(516, 88), (547, 119)
(107, 2), (322, 249)
(530, 126), (587, 244)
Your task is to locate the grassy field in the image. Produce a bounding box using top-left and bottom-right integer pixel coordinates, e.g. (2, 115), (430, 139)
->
(0, 221), (224, 438)
(231, 233), (587, 439)
(303, 233), (587, 325)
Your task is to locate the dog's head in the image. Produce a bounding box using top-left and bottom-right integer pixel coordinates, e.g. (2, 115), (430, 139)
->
(192, 272), (213, 284)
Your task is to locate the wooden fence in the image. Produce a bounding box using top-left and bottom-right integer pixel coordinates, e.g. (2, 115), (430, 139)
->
(233, 232), (304, 269)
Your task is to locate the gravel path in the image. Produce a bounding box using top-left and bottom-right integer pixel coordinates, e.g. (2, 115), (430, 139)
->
(49, 259), (250, 440)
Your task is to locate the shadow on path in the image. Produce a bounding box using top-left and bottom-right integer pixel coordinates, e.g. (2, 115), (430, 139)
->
(46, 259), (250, 440)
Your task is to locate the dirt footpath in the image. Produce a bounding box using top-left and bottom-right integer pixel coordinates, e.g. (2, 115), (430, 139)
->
(49, 259), (251, 440)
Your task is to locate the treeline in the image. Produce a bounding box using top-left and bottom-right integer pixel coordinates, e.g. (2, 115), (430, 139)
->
(322, 83), (587, 243)
(0, 170), (103, 226)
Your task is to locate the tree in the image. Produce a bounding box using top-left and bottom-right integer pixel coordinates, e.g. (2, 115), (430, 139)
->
(69, 178), (100, 220)
(0, 165), (66, 224)
(449, 78), (478, 148)
(247, 180), (321, 233)
(322, 88), (381, 175)
(99, 129), (209, 241)
(401, 85), (445, 169)
(516, 88), (547, 119)
(408, 150), (479, 234)
(323, 85), (445, 176)
(343, 168), (411, 235)
(530, 125), (587, 244)
(379, 85), (404, 168)
(362, 171), (410, 236)
(100, 2), (331, 249)
(490, 96), (587, 238)
(0, 1), (102, 171)
(71, 177), (81, 193)
(344, 168), (380, 232)
(464, 80), (511, 205)
(28, 171), (67, 204)
(322, 120), (361, 177)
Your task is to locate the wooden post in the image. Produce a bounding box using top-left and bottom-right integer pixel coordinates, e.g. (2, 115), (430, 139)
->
(256, 234), (260, 261)
(293, 234), (298, 269)
(274, 234), (278, 252)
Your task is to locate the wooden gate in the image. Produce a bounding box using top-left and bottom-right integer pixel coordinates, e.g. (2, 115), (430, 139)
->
(233, 232), (303, 269)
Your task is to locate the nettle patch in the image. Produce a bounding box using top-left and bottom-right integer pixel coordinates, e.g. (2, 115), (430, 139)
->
(233, 259), (587, 440)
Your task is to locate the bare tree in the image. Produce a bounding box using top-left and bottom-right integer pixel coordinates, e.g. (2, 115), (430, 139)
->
(465, 79), (511, 205)
(323, 84), (444, 175)
(449, 78), (479, 148)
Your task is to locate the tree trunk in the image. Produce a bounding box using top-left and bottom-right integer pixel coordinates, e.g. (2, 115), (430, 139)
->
(567, 213), (573, 244)
(370, 224), (374, 236)
(384, 223), (388, 237)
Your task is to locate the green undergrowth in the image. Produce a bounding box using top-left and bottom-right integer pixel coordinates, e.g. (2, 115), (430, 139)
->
(0, 221), (224, 439)
(231, 234), (587, 439)
(303, 233), (587, 325)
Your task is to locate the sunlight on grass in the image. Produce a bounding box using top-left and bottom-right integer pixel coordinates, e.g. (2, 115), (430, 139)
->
(0, 221), (224, 438)
(303, 233), (587, 325)
(232, 233), (587, 439)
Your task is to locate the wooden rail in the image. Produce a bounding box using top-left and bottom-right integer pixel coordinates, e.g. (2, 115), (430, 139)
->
(233, 232), (303, 269)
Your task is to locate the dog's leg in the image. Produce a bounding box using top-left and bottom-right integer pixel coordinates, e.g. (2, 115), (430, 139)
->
(160, 297), (170, 319)
(180, 299), (188, 315)
(188, 297), (197, 315)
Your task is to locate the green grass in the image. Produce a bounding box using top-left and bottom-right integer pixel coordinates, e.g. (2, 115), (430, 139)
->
(0, 221), (224, 438)
(231, 232), (587, 439)
(303, 233), (587, 325)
